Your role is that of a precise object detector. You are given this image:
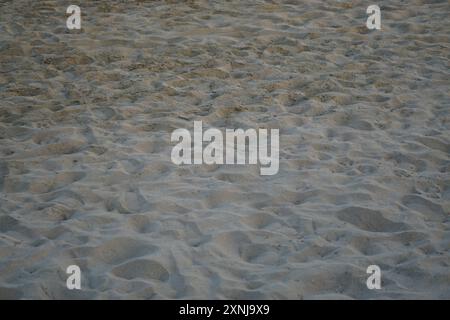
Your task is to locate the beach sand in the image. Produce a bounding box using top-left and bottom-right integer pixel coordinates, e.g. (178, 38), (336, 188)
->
(0, 0), (449, 299)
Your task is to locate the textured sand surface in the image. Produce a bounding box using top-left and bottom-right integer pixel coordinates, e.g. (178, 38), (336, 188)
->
(0, 0), (449, 299)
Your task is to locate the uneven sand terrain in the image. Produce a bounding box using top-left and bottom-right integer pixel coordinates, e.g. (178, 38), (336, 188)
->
(0, 0), (449, 299)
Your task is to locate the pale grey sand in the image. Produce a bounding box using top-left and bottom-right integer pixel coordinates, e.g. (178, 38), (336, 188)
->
(0, 0), (449, 299)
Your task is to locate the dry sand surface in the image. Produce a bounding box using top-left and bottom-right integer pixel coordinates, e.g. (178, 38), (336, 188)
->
(0, 0), (449, 299)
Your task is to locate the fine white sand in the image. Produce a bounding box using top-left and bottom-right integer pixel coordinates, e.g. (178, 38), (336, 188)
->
(0, 0), (449, 299)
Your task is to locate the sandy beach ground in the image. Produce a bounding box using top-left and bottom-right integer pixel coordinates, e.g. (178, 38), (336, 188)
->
(0, 0), (449, 299)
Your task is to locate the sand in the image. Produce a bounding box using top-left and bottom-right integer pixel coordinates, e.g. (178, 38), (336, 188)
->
(0, 0), (449, 299)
